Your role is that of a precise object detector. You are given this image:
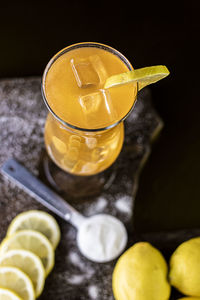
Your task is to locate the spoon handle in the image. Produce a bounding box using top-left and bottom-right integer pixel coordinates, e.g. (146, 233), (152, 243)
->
(1, 159), (85, 229)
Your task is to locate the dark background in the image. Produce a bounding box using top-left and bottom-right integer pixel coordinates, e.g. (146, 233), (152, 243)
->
(0, 1), (200, 233)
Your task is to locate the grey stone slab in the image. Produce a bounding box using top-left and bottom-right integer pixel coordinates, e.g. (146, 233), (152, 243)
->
(0, 77), (163, 300)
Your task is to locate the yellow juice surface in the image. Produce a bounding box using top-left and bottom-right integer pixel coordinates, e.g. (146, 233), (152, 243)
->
(44, 46), (137, 129)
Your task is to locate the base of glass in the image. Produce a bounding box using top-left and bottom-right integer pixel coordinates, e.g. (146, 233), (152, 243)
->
(39, 150), (117, 199)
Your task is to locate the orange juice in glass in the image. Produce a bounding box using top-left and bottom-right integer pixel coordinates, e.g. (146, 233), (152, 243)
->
(42, 43), (137, 176)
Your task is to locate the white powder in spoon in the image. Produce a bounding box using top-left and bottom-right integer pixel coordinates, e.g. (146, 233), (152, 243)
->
(77, 214), (127, 263)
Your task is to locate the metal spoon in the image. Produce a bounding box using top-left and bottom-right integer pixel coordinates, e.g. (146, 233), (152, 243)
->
(1, 159), (128, 263)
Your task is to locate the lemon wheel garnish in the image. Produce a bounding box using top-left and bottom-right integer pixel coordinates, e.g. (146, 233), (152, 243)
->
(0, 230), (54, 276)
(0, 288), (23, 300)
(7, 210), (60, 249)
(0, 266), (35, 300)
(104, 65), (170, 90)
(0, 249), (45, 297)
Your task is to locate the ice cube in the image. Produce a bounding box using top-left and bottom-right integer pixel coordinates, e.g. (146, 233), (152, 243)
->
(72, 160), (88, 174)
(92, 146), (108, 163)
(67, 135), (81, 159)
(67, 147), (79, 161)
(68, 135), (81, 148)
(85, 137), (97, 149)
(70, 55), (108, 88)
(81, 162), (97, 174)
(79, 91), (102, 113)
(61, 135), (82, 169)
(89, 55), (108, 85)
(71, 58), (99, 88)
(79, 89), (116, 119)
(71, 160), (97, 174)
(52, 136), (66, 154)
(62, 154), (77, 169)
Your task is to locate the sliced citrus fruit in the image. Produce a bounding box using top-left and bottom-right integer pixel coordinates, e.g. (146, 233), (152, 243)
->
(0, 250), (45, 297)
(0, 230), (54, 276)
(0, 288), (23, 300)
(7, 210), (60, 249)
(0, 266), (35, 300)
(104, 65), (170, 90)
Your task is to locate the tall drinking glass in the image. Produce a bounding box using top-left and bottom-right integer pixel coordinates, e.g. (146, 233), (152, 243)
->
(41, 43), (138, 196)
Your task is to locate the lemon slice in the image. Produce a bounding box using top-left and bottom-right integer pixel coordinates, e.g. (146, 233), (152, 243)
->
(0, 288), (23, 300)
(104, 65), (170, 90)
(0, 230), (54, 276)
(0, 267), (35, 300)
(0, 250), (45, 297)
(7, 210), (60, 249)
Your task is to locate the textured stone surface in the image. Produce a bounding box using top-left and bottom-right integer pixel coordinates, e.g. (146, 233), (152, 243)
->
(0, 77), (163, 300)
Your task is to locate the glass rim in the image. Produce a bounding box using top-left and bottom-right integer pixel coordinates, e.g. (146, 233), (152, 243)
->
(41, 42), (138, 132)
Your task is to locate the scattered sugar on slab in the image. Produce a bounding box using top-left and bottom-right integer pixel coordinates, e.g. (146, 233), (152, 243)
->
(68, 252), (88, 272)
(88, 285), (99, 299)
(85, 196), (108, 216)
(115, 195), (133, 215)
(68, 251), (95, 278)
(67, 274), (86, 285)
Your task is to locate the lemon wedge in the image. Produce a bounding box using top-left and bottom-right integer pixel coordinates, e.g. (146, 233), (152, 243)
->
(0, 250), (45, 297)
(0, 230), (54, 276)
(0, 267), (35, 300)
(7, 210), (60, 250)
(104, 65), (170, 90)
(0, 288), (23, 300)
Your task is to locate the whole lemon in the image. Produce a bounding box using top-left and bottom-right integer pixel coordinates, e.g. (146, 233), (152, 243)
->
(178, 298), (200, 300)
(112, 242), (171, 300)
(169, 237), (200, 296)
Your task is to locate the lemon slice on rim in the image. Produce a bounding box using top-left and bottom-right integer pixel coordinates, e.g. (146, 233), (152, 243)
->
(0, 267), (35, 300)
(0, 250), (45, 297)
(0, 230), (54, 276)
(104, 65), (170, 90)
(7, 210), (60, 249)
(0, 288), (23, 300)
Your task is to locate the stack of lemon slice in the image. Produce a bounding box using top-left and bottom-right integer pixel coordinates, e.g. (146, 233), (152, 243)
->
(0, 210), (61, 300)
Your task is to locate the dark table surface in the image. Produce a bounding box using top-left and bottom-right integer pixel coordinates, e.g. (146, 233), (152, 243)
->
(1, 0), (199, 231)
